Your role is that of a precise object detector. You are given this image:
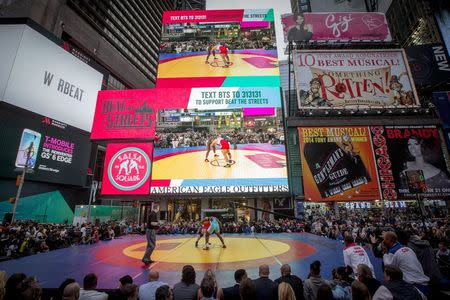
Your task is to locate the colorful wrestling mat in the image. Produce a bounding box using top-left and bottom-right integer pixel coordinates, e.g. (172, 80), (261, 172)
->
(156, 50), (280, 87)
(0, 233), (383, 288)
(151, 144), (288, 194)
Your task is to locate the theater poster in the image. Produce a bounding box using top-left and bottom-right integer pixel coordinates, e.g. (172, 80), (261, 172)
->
(299, 126), (380, 201)
(293, 49), (420, 109)
(376, 125), (450, 199)
(281, 12), (391, 42)
(157, 9), (279, 88)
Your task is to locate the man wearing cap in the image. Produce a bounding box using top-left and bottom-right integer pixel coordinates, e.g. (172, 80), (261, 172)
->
(139, 271), (167, 300)
(108, 275), (133, 300)
(299, 78), (330, 107)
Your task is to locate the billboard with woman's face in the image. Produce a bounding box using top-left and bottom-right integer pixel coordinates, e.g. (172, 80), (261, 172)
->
(380, 125), (450, 199)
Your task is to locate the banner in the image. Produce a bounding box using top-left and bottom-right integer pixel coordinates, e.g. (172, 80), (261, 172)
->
(91, 87), (282, 140)
(299, 126), (381, 201)
(0, 102), (91, 186)
(101, 143), (153, 195)
(406, 44), (450, 87)
(293, 50), (419, 109)
(0, 25), (103, 132)
(433, 91), (450, 129)
(435, 10), (450, 57)
(281, 12), (391, 42)
(157, 9), (279, 88)
(377, 125), (450, 199)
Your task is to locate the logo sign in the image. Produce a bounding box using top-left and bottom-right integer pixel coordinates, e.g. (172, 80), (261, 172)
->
(101, 143), (153, 195)
(281, 12), (391, 42)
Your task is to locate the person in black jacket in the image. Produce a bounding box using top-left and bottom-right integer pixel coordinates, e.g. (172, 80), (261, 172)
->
(254, 265), (278, 300)
(275, 264), (305, 300)
(287, 13), (313, 42)
(356, 264), (380, 297)
(223, 269), (247, 300)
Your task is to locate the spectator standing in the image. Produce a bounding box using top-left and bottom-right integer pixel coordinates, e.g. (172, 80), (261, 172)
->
(356, 264), (380, 297)
(303, 261), (329, 300)
(277, 282), (295, 300)
(173, 265), (200, 300)
(139, 271), (167, 300)
(63, 282), (80, 300)
(382, 232), (429, 294)
(109, 275), (133, 300)
(156, 285), (173, 300)
(79, 273), (107, 300)
(223, 269), (247, 300)
(372, 265), (425, 300)
(239, 279), (256, 300)
(436, 241), (450, 276)
(343, 235), (374, 277)
(274, 264), (304, 300)
(254, 265), (277, 300)
(350, 281), (370, 300)
(142, 206), (159, 265)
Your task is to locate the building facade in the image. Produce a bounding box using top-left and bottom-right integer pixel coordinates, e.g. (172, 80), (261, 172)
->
(386, 0), (443, 47)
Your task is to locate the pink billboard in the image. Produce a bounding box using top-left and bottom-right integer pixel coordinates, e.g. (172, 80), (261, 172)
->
(90, 89), (192, 140)
(281, 12), (391, 42)
(101, 143), (153, 195)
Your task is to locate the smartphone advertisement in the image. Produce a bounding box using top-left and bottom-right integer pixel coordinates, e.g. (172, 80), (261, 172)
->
(15, 129), (42, 168)
(0, 102), (91, 186)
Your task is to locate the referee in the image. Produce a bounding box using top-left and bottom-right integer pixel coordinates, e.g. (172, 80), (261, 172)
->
(142, 205), (159, 265)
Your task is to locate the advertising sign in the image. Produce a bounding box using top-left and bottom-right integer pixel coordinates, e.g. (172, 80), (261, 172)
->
(0, 25), (103, 132)
(157, 9), (280, 88)
(101, 143), (153, 195)
(293, 49), (419, 109)
(150, 87), (288, 195)
(435, 10), (450, 57)
(299, 126), (381, 201)
(376, 125), (450, 199)
(91, 87), (281, 140)
(281, 12), (391, 42)
(433, 91), (450, 129)
(0, 102), (91, 186)
(405, 44), (450, 87)
(15, 129), (42, 169)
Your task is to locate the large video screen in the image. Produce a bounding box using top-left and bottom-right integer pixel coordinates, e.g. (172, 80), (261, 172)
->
(157, 9), (280, 88)
(0, 102), (91, 186)
(150, 88), (288, 195)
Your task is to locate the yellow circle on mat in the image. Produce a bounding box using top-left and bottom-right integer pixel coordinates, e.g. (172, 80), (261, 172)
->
(122, 237), (290, 263)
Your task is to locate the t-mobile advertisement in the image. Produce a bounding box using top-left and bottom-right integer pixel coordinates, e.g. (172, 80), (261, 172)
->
(101, 143), (153, 195)
(0, 102), (91, 186)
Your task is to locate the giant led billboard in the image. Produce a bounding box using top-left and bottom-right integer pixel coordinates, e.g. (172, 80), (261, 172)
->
(0, 102), (91, 186)
(298, 125), (450, 201)
(293, 49), (419, 109)
(150, 87), (288, 194)
(157, 9), (280, 88)
(0, 25), (103, 132)
(281, 12), (391, 42)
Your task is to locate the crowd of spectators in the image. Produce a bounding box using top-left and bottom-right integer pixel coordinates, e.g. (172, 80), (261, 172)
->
(1, 207), (449, 299)
(154, 129), (284, 149)
(160, 34), (276, 54)
(0, 220), (132, 260)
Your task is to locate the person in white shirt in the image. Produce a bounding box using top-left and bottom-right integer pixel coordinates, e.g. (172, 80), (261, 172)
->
(79, 273), (108, 300)
(373, 265), (425, 300)
(139, 270), (167, 300)
(343, 235), (374, 277)
(382, 231), (429, 295)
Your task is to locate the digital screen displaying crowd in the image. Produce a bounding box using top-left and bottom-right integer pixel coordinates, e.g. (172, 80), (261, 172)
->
(151, 107), (288, 194)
